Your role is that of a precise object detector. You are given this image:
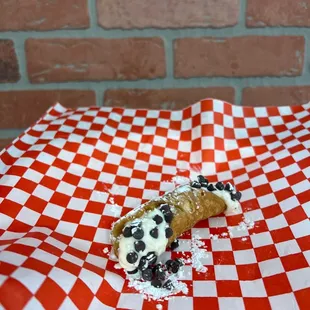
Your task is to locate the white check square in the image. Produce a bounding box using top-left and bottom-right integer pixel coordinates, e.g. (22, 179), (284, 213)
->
(259, 258), (285, 277)
(240, 279), (267, 297)
(215, 265), (238, 280)
(193, 281), (217, 297)
(43, 203), (65, 219)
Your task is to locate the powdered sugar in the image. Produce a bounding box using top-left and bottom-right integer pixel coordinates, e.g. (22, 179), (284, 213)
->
(189, 234), (208, 273)
(127, 271), (188, 301)
(109, 184), (124, 196)
(243, 217), (255, 229)
(172, 176), (190, 185)
(227, 216), (255, 238)
(210, 234), (219, 240)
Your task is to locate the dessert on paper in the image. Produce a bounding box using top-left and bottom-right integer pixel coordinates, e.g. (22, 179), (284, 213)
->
(111, 175), (242, 298)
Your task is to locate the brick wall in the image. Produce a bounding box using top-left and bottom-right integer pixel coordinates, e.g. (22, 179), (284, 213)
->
(1, 0), (310, 147)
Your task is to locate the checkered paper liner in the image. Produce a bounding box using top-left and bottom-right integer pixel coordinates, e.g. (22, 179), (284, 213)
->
(0, 99), (309, 310)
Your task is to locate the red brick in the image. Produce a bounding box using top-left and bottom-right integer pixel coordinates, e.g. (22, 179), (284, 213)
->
(0, 40), (20, 83)
(174, 36), (305, 78)
(97, 0), (240, 29)
(242, 86), (310, 106)
(104, 87), (235, 109)
(0, 138), (13, 150)
(26, 38), (166, 83)
(0, 0), (89, 31)
(247, 0), (310, 27)
(0, 90), (95, 129)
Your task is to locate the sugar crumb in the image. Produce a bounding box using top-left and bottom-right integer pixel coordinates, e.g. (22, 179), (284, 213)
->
(172, 176), (190, 185)
(190, 234), (208, 273)
(114, 263), (122, 269)
(128, 272), (188, 301)
(210, 234), (219, 240)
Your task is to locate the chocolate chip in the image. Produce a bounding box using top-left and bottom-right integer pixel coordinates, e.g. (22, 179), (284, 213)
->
(170, 261), (180, 273)
(160, 204), (171, 213)
(163, 280), (173, 290)
(170, 239), (179, 251)
(224, 183), (233, 192)
(230, 192), (236, 201)
(131, 219), (141, 227)
(127, 268), (138, 275)
(154, 265), (166, 281)
(153, 214), (163, 225)
(151, 279), (162, 288)
(165, 260), (173, 269)
(138, 256), (149, 271)
(166, 259), (182, 273)
(132, 227), (144, 240)
(191, 181), (201, 189)
(139, 252), (157, 270)
(126, 252), (138, 264)
(164, 212), (173, 224)
(201, 181), (209, 188)
(134, 240), (145, 252)
(231, 191), (242, 201)
(142, 268), (153, 281)
(123, 226), (132, 237)
(207, 183), (216, 191)
(215, 182), (224, 190)
(146, 252), (157, 265)
(165, 227), (173, 238)
(197, 175), (207, 183)
(235, 191), (242, 201)
(160, 204), (173, 223)
(150, 227), (159, 239)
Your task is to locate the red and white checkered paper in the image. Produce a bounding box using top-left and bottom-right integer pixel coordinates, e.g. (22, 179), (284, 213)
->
(0, 99), (309, 310)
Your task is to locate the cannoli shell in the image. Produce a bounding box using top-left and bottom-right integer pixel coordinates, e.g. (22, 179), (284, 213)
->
(111, 185), (226, 257)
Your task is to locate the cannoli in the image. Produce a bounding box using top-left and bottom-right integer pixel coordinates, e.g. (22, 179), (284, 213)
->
(110, 176), (242, 286)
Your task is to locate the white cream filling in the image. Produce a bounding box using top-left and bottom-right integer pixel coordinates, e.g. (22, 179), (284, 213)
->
(118, 208), (169, 271)
(211, 188), (242, 215)
(199, 182), (241, 215)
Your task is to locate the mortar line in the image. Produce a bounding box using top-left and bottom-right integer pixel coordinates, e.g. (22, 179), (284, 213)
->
(1, 27), (310, 40)
(96, 88), (105, 107)
(88, 0), (98, 29)
(232, 0), (248, 105)
(163, 35), (174, 79)
(12, 37), (29, 86)
(0, 129), (25, 139)
(1, 75), (310, 91)
(238, 0), (248, 30)
(302, 34), (310, 78)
